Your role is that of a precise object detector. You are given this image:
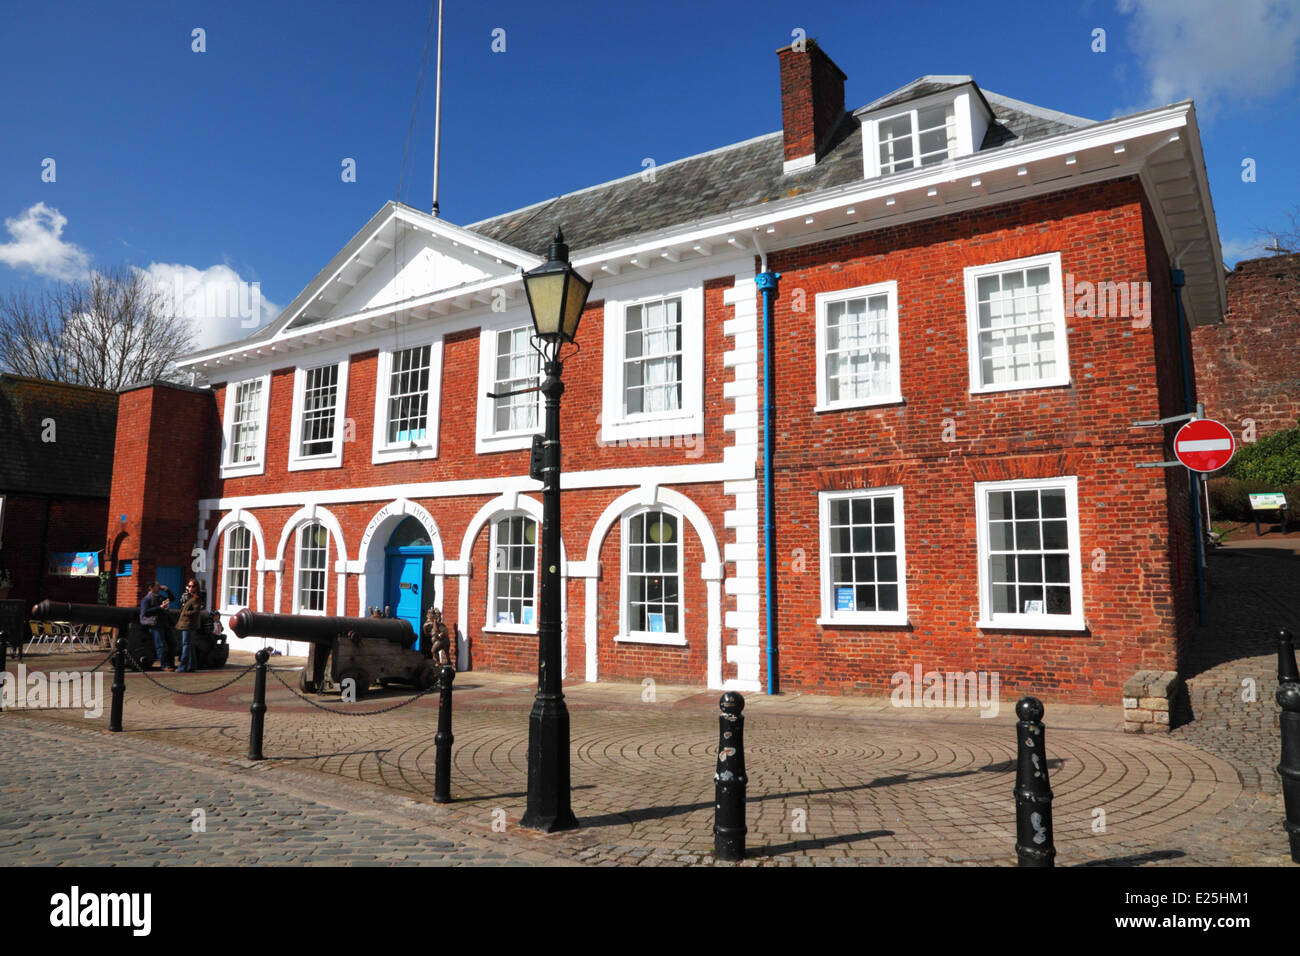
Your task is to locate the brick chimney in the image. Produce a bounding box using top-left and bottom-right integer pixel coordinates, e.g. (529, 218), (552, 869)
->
(777, 39), (848, 172)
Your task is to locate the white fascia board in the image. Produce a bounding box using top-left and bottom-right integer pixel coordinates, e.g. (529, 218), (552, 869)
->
(199, 459), (755, 513)
(1172, 104), (1227, 315)
(567, 104), (1194, 270)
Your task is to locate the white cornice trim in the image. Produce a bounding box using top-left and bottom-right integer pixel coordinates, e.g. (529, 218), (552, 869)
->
(198, 459), (754, 513)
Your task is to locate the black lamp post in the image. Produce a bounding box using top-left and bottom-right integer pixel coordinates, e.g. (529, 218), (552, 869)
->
(518, 227), (591, 832)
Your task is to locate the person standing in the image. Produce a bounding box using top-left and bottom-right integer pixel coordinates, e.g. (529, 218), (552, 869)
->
(175, 579), (203, 672)
(139, 581), (175, 671)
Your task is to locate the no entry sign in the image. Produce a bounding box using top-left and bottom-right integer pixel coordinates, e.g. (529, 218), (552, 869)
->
(1173, 418), (1235, 473)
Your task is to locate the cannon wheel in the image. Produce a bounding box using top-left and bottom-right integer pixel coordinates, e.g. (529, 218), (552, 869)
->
(299, 668), (316, 694)
(414, 661), (437, 691)
(338, 668), (370, 700)
(207, 645), (229, 669)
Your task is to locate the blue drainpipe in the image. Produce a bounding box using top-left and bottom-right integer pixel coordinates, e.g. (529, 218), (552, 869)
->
(756, 269), (780, 694)
(1171, 267), (1206, 626)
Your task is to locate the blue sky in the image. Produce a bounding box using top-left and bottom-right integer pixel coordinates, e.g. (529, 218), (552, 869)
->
(1, 0), (1297, 351)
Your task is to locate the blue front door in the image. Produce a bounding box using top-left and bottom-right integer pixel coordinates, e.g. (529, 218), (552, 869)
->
(386, 554), (425, 648)
(157, 565), (183, 603)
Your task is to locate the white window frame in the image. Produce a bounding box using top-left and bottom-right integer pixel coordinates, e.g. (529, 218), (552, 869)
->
(815, 280), (902, 411)
(964, 253), (1070, 395)
(371, 337), (443, 464)
(287, 357), (350, 471)
(220, 374), (270, 478)
(293, 522), (330, 617)
(615, 507), (687, 647)
(974, 476), (1085, 632)
(601, 277), (704, 444)
(476, 316), (543, 454)
(222, 524), (253, 611)
(859, 89), (982, 180)
(817, 487), (908, 627)
(484, 513), (539, 634)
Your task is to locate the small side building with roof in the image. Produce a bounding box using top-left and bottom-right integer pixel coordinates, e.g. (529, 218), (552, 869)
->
(0, 374), (118, 608)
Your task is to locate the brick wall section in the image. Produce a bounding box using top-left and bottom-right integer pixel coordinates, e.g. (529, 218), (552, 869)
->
(1192, 252), (1300, 438)
(761, 176), (1192, 702)
(777, 41), (847, 164)
(1141, 195), (1199, 668)
(106, 383), (219, 608)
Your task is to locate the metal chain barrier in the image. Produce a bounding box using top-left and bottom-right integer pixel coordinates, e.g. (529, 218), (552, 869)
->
(9, 650), (116, 690)
(82, 650), (117, 675)
(121, 646), (257, 695)
(269, 667), (441, 716)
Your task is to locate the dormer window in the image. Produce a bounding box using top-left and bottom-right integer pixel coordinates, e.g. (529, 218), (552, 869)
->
(878, 103), (957, 173)
(859, 83), (993, 181)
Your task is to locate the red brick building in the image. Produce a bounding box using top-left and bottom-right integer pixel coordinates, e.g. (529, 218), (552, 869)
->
(1193, 251), (1300, 440)
(0, 375), (117, 608)
(106, 42), (1226, 703)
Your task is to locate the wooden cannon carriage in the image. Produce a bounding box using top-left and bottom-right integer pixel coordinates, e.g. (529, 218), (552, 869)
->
(226, 609), (439, 698)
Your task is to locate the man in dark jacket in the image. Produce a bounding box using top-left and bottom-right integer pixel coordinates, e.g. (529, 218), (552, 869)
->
(139, 581), (175, 670)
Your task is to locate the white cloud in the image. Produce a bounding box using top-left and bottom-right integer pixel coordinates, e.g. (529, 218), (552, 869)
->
(0, 202), (91, 280)
(1219, 235), (1276, 266)
(139, 262), (281, 352)
(1117, 0), (1300, 117)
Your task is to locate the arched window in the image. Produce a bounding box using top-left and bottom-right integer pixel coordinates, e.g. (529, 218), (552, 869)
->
(623, 508), (681, 641)
(296, 522), (329, 614)
(488, 514), (537, 630)
(223, 525), (253, 609)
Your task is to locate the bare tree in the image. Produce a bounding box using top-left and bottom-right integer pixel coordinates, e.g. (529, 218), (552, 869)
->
(0, 265), (196, 389)
(1255, 205), (1300, 255)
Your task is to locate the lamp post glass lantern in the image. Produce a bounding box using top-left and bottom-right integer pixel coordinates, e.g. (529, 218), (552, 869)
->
(519, 227), (590, 832)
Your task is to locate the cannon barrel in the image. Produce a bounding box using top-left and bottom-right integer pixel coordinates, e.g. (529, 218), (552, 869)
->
(32, 600), (221, 632)
(227, 609), (415, 649)
(33, 601), (136, 628)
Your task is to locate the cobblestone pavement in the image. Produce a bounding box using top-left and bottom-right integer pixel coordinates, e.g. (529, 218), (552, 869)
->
(1, 649), (1291, 866)
(1, 546), (1293, 866)
(1170, 547), (1300, 796)
(0, 716), (555, 867)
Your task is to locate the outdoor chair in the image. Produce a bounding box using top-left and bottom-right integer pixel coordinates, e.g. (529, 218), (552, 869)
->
(24, 621), (52, 654)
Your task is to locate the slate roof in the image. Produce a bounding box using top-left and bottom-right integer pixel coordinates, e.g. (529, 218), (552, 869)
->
(467, 77), (1095, 256)
(0, 375), (118, 498)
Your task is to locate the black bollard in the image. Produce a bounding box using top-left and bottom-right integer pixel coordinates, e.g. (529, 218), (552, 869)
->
(1277, 632), (1300, 863)
(713, 691), (747, 861)
(1278, 629), (1299, 686)
(1014, 696), (1055, 867)
(247, 647), (270, 761)
(434, 664), (455, 803)
(109, 635), (127, 732)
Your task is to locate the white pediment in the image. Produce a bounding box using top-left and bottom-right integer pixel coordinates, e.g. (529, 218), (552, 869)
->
(278, 202), (539, 334)
(321, 233), (502, 320)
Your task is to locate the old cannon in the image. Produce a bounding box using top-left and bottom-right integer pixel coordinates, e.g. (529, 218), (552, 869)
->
(30, 600), (229, 670)
(226, 609), (436, 698)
